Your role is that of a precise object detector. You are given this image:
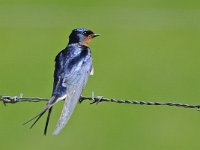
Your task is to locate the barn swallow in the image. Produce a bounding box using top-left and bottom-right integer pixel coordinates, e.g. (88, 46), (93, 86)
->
(24, 28), (100, 135)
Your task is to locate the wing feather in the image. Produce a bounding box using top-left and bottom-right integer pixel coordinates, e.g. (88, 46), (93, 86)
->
(53, 68), (90, 135)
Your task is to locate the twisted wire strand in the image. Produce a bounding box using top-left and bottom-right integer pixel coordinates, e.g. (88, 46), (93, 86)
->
(80, 96), (200, 109)
(1, 95), (200, 110)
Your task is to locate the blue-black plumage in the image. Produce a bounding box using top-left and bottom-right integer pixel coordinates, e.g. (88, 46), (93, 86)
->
(24, 28), (100, 135)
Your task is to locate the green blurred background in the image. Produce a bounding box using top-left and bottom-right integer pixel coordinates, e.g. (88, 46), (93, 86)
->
(1, 0), (200, 149)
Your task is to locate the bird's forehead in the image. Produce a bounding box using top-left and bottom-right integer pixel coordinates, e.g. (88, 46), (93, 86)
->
(73, 28), (93, 34)
(73, 28), (88, 32)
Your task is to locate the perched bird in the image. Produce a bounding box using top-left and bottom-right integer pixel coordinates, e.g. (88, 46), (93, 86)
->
(24, 28), (100, 135)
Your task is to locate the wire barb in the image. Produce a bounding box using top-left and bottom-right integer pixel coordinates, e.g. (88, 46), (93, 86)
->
(1, 94), (200, 111)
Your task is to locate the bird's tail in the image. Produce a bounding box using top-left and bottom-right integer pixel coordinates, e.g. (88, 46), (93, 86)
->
(44, 107), (53, 135)
(23, 107), (48, 128)
(23, 96), (57, 134)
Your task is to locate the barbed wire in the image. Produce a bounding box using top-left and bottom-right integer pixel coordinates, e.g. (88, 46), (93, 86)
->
(1, 94), (200, 111)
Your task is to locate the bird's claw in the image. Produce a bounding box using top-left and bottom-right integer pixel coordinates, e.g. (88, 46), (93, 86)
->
(79, 95), (84, 103)
(90, 96), (103, 104)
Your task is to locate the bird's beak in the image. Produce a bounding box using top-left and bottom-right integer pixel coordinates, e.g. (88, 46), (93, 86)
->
(92, 34), (100, 38)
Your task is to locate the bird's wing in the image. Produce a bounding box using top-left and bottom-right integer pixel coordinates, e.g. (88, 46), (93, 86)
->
(53, 63), (91, 135)
(53, 49), (92, 135)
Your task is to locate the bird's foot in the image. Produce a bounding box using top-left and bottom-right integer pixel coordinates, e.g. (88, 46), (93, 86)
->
(79, 95), (84, 103)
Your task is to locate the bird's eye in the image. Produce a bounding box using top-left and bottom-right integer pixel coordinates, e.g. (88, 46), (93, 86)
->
(83, 31), (87, 35)
(82, 30), (93, 36)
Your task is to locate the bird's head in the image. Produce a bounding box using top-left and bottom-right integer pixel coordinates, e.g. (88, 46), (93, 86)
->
(69, 28), (100, 46)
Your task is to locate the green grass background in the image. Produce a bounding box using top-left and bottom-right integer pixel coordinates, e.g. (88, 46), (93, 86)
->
(0, 0), (200, 149)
